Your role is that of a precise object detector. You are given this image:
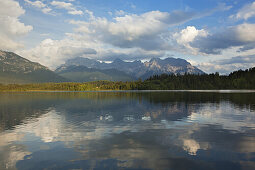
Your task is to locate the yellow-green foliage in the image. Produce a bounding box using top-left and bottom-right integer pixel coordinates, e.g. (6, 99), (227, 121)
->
(0, 81), (140, 91)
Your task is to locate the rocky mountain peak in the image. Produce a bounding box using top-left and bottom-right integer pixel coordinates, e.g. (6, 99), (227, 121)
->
(58, 56), (205, 80)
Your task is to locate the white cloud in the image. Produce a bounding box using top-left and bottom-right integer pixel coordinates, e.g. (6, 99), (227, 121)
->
(173, 26), (208, 54)
(68, 10), (197, 51)
(51, 0), (83, 15)
(69, 7), (227, 52)
(192, 23), (255, 54)
(0, 34), (24, 50)
(42, 7), (52, 14)
(18, 38), (98, 69)
(68, 10), (83, 15)
(175, 26), (208, 44)
(0, 0), (33, 51)
(85, 10), (95, 20)
(24, 0), (52, 14)
(235, 23), (255, 42)
(231, 1), (255, 20)
(51, 1), (72, 9)
(1, 16), (32, 36)
(0, 0), (24, 17)
(25, 0), (45, 8)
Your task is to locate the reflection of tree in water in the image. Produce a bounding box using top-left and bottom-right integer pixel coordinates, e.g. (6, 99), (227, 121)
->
(0, 92), (254, 131)
(141, 92), (255, 111)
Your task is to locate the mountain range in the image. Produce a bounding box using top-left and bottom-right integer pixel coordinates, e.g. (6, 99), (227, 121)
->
(56, 57), (204, 81)
(55, 65), (134, 82)
(0, 50), (204, 84)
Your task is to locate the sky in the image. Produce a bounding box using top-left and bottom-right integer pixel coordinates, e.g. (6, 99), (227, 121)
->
(1, 0), (255, 74)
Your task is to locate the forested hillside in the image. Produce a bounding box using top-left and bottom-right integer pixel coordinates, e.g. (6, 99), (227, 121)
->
(140, 67), (255, 90)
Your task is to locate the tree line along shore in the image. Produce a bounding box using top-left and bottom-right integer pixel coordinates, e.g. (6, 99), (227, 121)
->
(0, 67), (254, 91)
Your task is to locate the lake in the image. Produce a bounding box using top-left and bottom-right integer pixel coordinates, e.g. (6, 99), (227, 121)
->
(0, 91), (255, 170)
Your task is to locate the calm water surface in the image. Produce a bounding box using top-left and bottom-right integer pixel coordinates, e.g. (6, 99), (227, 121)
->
(0, 91), (255, 170)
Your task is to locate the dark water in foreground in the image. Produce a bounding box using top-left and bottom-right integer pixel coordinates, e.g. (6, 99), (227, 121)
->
(0, 91), (255, 170)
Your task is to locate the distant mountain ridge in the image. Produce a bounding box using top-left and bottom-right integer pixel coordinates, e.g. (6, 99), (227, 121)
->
(55, 65), (135, 82)
(57, 57), (204, 80)
(0, 50), (66, 84)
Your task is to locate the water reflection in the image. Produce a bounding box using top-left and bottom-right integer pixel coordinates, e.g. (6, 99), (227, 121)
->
(0, 92), (255, 170)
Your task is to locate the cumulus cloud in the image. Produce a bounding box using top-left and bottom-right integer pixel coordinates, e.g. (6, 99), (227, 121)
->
(175, 26), (208, 44)
(69, 5), (229, 52)
(231, 1), (255, 20)
(192, 23), (255, 54)
(18, 36), (165, 69)
(51, 1), (83, 15)
(0, 35), (24, 50)
(69, 10), (200, 51)
(18, 38), (98, 69)
(0, 0), (33, 51)
(173, 26), (208, 54)
(24, 0), (52, 14)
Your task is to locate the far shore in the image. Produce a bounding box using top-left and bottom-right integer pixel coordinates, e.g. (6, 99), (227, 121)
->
(1, 89), (255, 93)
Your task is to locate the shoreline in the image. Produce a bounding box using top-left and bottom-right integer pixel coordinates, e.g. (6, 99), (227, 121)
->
(1, 89), (255, 93)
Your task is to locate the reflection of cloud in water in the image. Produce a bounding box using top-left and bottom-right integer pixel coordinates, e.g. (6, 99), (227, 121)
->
(0, 92), (255, 170)
(1, 102), (254, 155)
(0, 133), (24, 147)
(183, 139), (200, 155)
(0, 133), (30, 169)
(0, 107), (201, 169)
(0, 142), (31, 170)
(5, 149), (31, 170)
(0, 109), (180, 145)
(188, 102), (255, 132)
(182, 139), (210, 155)
(10, 110), (65, 143)
(238, 137), (255, 153)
